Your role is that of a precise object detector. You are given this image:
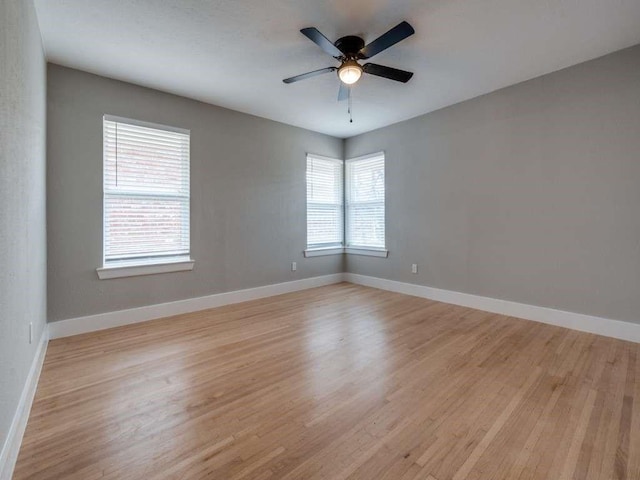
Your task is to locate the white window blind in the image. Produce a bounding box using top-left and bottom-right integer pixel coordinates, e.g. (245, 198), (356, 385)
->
(346, 153), (385, 249)
(103, 115), (190, 267)
(306, 154), (344, 248)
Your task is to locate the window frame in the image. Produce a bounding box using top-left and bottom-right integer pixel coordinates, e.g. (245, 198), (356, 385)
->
(304, 151), (388, 258)
(97, 114), (194, 279)
(345, 152), (387, 253)
(304, 153), (345, 256)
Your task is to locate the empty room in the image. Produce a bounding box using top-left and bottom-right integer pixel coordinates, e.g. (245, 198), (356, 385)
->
(2, 0), (640, 479)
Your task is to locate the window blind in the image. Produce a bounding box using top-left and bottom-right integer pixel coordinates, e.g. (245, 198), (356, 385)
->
(306, 154), (344, 248)
(103, 116), (190, 266)
(346, 153), (385, 249)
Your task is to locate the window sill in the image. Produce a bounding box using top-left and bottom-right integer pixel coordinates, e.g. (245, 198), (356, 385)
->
(96, 259), (195, 280)
(344, 247), (389, 258)
(303, 247), (389, 258)
(304, 247), (345, 258)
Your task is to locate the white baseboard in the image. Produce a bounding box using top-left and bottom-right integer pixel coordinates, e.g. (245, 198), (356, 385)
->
(0, 326), (49, 480)
(344, 273), (640, 344)
(49, 274), (344, 339)
(48, 271), (640, 344)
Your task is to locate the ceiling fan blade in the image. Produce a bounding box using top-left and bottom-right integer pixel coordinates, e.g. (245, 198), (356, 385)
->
(359, 21), (415, 59)
(300, 27), (343, 58)
(363, 63), (414, 83)
(283, 67), (337, 84)
(338, 83), (349, 102)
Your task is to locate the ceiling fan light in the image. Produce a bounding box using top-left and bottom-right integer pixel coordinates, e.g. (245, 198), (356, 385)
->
(338, 61), (363, 85)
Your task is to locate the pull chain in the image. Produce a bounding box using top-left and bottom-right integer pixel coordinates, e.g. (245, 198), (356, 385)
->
(348, 87), (353, 123)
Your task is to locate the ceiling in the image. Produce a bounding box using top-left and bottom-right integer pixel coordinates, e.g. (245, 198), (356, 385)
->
(34, 0), (640, 138)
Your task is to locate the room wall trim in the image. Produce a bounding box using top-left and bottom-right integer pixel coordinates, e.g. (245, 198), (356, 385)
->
(48, 274), (344, 339)
(48, 271), (640, 343)
(344, 273), (640, 344)
(96, 259), (195, 280)
(0, 327), (49, 480)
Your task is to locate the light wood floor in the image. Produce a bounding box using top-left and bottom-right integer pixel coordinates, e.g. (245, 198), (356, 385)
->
(14, 283), (640, 479)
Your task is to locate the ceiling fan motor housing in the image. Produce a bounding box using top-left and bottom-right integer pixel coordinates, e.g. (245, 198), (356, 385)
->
(334, 36), (365, 57)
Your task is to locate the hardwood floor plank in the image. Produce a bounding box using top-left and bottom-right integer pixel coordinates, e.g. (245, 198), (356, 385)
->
(12, 283), (639, 480)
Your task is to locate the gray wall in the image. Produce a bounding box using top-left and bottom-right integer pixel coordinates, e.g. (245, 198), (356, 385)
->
(0, 0), (47, 460)
(47, 65), (344, 322)
(45, 44), (640, 325)
(345, 45), (640, 324)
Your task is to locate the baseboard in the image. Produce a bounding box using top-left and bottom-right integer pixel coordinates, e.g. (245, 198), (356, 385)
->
(344, 273), (640, 344)
(49, 274), (344, 339)
(0, 326), (49, 480)
(48, 270), (640, 343)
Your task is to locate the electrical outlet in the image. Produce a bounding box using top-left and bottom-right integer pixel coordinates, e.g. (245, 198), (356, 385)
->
(29, 322), (33, 344)
(291, 262), (297, 272)
(411, 264), (418, 274)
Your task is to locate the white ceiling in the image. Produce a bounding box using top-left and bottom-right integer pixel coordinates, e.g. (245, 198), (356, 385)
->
(34, 0), (640, 138)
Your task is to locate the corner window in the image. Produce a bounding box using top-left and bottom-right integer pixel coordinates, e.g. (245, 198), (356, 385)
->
(346, 153), (385, 249)
(306, 154), (344, 250)
(99, 115), (191, 278)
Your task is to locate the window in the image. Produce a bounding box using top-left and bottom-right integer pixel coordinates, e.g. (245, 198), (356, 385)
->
(346, 153), (385, 250)
(306, 154), (344, 250)
(98, 115), (192, 279)
(305, 152), (386, 258)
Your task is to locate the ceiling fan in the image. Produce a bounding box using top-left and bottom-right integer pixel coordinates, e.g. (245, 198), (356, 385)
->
(283, 21), (415, 102)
